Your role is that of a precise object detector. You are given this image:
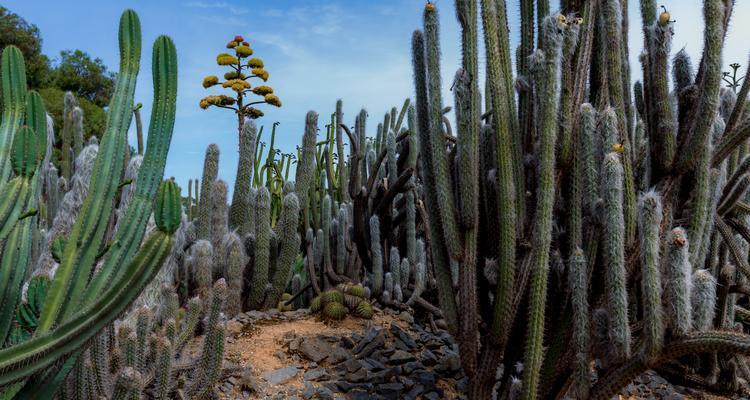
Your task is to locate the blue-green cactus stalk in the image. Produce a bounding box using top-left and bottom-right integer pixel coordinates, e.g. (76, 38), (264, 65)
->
(665, 227), (694, 335)
(229, 119), (257, 235)
(647, 13), (676, 176)
(111, 367), (143, 400)
(248, 187), (271, 310)
(296, 112), (318, 225)
(386, 129), (397, 186)
(637, 191), (664, 359)
(189, 240), (213, 299)
(672, 49), (694, 94)
(175, 297), (202, 351)
(209, 180), (228, 255)
(0, 46), (27, 184)
(691, 269), (717, 331)
(370, 215), (383, 296)
(678, 0), (724, 171)
(264, 193), (300, 309)
(423, 5), (463, 263)
(688, 119), (717, 267)
(521, 15), (564, 400)
(406, 261), (425, 306)
(335, 99), (347, 201)
(601, 152), (631, 360)
(190, 279), (226, 399)
(478, 0), (517, 353)
(134, 306), (151, 372)
(580, 104), (599, 214)
(412, 28), (457, 330)
(569, 248), (590, 399)
(389, 247), (402, 303)
(223, 232), (244, 316)
(558, 14), (581, 170)
(60, 92), (77, 181)
(72, 106), (84, 159)
(336, 207), (346, 276)
(320, 194), (334, 279)
(197, 144), (219, 240)
(406, 191), (417, 265)
(187, 178), (193, 221)
(384, 272), (393, 302)
(603, 0), (636, 246)
(153, 336), (173, 400)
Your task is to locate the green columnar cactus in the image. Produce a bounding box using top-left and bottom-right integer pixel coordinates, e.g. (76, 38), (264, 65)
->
(336, 207), (346, 276)
(153, 336), (173, 400)
(0, 46), (27, 184)
(61, 92), (77, 181)
(390, 247), (402, 303)
(602, 152), (631, 360)
(223, 232), (244, 316)
(478, 0), (516, 350)
(665, 227), (693, 335)
(187, 178), (193, 221)
(637, 191), (664, 359)
(229, 119), (257, 235)
(197, 144), (219, 239)
(134, 306), (151, 372)
(72, 106), (84, 159)
(189, 279), (226, 399)
(247, 187), (271, 309)
(647, 13), (676, 176)
(296, 112), (318, 225)
(677, 0), (724, 171)
(692, 269), (717, 331)
(111, 367), (144, 400)
(370, 215), (383, 296)
(264, 193), (300, 309)
(423, 5), (463, 263)
(209, 180), (228, 253)
(521, 15), (564, 400)
(569, 248), (590, 399)
(189, 240), (213, 299)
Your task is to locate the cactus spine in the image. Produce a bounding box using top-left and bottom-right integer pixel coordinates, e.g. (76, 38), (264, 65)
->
(665, 227), (693, 335)
(197, 144), (219, 239)
(637, 191), (664, 358)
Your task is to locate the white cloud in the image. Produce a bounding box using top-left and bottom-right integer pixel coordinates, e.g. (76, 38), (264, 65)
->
(185, 1), (248, 15)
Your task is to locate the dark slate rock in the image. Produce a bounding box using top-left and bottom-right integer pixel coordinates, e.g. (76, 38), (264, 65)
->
(353, 327), (380, 354)
(371, 366), (402, 383)
(435, 349), (461, 373)
(346, 368), (369, 383)
(303, 368), (329, 382)
(413, 371), (437, 386)
(326, 346), (350, 365)
(420, 349), (438, 366)
(389, 350), (416, 365)
(404, 384), (425, 400)
(315, 386), (335, 400)
(377, 382), (405, 399)
(299, 337), (332, 363)
(403, 361), (425, 375)
(339, 336), (355, 349)
(261, 366), (298, 385)
(355, 330), (384, 359)
(423, 391), (441, 400)
(362, 357), (385, 371)
(342, 358), (362, 373)
(390, 324), (417, 349)
(348, 389), (371, 400)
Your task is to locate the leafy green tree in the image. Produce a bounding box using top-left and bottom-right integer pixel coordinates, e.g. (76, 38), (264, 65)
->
(0, 6), (50, 88)
(51, 49), (115, 107)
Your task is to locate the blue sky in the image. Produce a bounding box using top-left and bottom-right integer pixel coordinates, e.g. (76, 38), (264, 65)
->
(3, 1), (749, 190)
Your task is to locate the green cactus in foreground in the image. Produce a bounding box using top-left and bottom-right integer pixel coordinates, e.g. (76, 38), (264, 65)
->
(0, 12), (179, 396)
(637, 191), (664, 359)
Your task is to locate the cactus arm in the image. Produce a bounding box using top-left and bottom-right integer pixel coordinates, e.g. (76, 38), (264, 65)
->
(264, 194), (301, 308)
(590, 331), (750, 400)
(637, 191), (664, 358)
(78, 35), (178, 311)
(39, 9), (142, 330)
(0, 230), (173, 385)
(247, 187), (271, 309)
(0, 46), (27, 183)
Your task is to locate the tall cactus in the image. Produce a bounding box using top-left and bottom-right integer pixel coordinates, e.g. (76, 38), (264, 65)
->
(229, 119), (257, 235)
(197, 144), (219, 239)
(637, 191), (664, 359)
(247, 187), (271, 309)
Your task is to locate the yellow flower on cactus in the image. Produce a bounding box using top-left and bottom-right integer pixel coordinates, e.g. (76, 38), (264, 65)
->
(217, 53), (239, 66)
(235, 45), (253, 58)
(252, 85), (274, 96)
(252, 68), (269, 81)
(264, 94), (282, 107)
(202, 75), (219, 88)
(246, 107), (264, 119)
(248, 58), (264, 68)
(222, 79), (250, 91)
(612, 143), (624, 153)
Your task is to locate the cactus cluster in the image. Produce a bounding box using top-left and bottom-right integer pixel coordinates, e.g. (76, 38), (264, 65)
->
(406, 0), (750, 399)
(309, 283), (373, 320)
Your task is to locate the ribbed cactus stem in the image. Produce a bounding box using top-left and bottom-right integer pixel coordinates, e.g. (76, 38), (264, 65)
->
(602, 152), (631, 360)
(134, 306), (151, 372)
(521, 15), (563, 400)
(648, 18), (676, 176)
(295, 112), (318, 216)
(248, 187), (271, 310)
(569, 248), (590, 399)
(153, 336), (173, 400)
(223, 232), (244, 316)
(209, 180), (228, 253)
(197, 144), (219, 239)
(665, 227), (694, 335)
(190, 279), (226, 399)
(61, 92), (77, 180)
(72, 106), (84, 158)
(264, 193), (300, 309)
(336, 207), (346, 276)
(692, 269), (717, 331)
(187, 178), (193, 221)
(229, 119), (257, 235)
(111, 367), (144, 400)
(190, 240), (214, 299)
(423, 5), (463, 263)
(370, 215), (383, 296)
(637, 191), (664, 359)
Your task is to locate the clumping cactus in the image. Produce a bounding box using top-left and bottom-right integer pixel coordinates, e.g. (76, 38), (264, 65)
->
(692, 269), (718, 331)
(665, 227), (693, 336)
